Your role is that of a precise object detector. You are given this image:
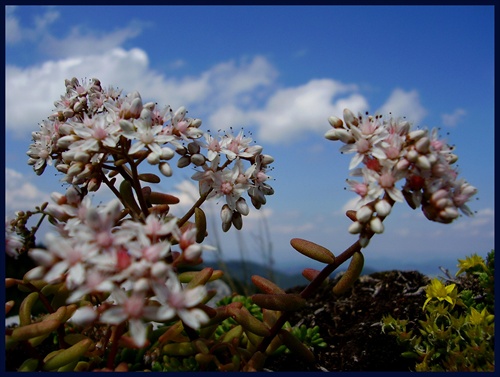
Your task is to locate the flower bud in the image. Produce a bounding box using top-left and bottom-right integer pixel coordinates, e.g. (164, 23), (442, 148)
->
(220, 204), (232, 225)
(369, 217), (384, 234)
(356, 206), (373, 223)
(129, 97), (143, 119)
(190, 118), (202, 128)
(435, 197), (452, 210)
(232, 211), (243, 230)
(461, 184), (477, 197)
(187, 142), (200, 155)
(143, 101), (156, 110)
(324, 128), (340, 141)
(427, 153), (437, 165)
(190, 154), (206, 166)
(343, 108), (359, 128)
(151, 261), (170, 280)
(260, 154), (275, 165)
(374, 199), (392, 217)
(133, 278), (150, 293)
(63, 109), (75, 118)
(174, 106), (186, 122)
(431, 189), (449, 202)
(245, 145), (264, 156)
(159, 162), (172, 177)
(119, 119), (135, 133)
(408, 129), (426, 141)
(177, 155), (191, 168)
(87, 177), (101, 192)
(235, 197), (250, 216)
(416, 155), (431, 170)
(406, 149), (419, 162)
(328, 115), (344, 128)
(348, 221), (363, 234)
(222, 221), (232, 232)
(440, 206), (459, 221)
(57, 135), (78, 149)
(147, 152), (160, 165)
(161, 147), (175, 160)
(67, 162), (84, 177)
(447, 153), (459, 164)
(415, 137), (430, 154)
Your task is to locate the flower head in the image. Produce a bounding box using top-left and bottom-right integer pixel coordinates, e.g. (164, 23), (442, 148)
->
(422, 278), (457, 310)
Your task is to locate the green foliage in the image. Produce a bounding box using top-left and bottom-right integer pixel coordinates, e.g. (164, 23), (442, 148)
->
(214, 295), (326, 354)
(274, 323), (328, 355)
(151, 355), (199, 372)
(382, 251), (495, 371)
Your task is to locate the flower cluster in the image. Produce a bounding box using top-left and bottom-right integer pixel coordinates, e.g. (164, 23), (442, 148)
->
(192, 130), (274, 231)
(325, 109), (477, 244)
(19, 77), (275, 348)
(26, 77), (274, 228)
(27, 189), (209, 347)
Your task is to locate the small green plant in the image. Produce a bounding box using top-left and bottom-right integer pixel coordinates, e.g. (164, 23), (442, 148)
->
(382, 250), (495, 371)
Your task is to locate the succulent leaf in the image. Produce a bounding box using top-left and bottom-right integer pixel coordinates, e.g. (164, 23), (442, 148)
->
(290, 238), (335, 264)
(332, 251), (364, 295)
(251, 293), (306, 311)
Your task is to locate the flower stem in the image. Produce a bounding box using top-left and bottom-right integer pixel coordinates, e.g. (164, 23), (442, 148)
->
(107, 323), (126, 370)
(255, 194), (395, 356)
(177, 188), (213, 229)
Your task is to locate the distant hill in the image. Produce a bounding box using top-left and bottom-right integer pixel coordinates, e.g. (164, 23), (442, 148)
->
(202, 259), (378, 291)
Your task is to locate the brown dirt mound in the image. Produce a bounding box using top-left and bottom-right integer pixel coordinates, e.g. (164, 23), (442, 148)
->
(264, 270), (430, 372)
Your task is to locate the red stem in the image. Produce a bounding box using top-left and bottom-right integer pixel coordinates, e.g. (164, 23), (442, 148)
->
(107, 323), (126, 370)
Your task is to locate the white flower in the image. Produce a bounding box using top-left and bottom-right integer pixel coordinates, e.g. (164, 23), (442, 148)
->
(100, 287), (158, 348)
(29, 233), (96, 288)
(120, 116), (174, 156)
(151, 270), (209, 329)
(70, 306), (98, 327)
(71, 113), (120, 152)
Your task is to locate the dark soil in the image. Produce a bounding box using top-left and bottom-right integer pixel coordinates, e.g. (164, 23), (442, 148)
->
(264, 270), (431, 372)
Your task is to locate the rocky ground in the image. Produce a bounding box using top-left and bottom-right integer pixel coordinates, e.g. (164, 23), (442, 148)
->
(264, 270), (431, 372)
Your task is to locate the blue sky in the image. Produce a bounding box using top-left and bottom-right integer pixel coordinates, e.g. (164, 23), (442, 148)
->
(5, 5), (494, 276)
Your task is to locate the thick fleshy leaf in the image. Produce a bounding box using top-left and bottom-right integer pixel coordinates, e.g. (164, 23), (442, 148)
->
(332, 251), (365, 295)
(251, 275), (286, 294)
(278, 329), (315, 364)
(251, 293), (306, 311)
(290, 238), (335, 264)
(42, 338), (93, 371)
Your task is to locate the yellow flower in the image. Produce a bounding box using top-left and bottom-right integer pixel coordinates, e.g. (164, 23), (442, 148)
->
(422, 278), (457, 310)
(468, 307), (494, 326)
(455, 254), (487, 276)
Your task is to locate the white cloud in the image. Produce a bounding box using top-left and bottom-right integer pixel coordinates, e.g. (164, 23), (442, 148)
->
(169, 59), (186, 69)
(272, 222), (315, 235)
(246, 79), (368, 143)
(441, 108), (466, 127)
(5, 6), (60, 45)
(5, 168), (51, 215)
(41, 23), (143, 59)
(5, 50), (278, 137)
(377, 88), (427, 125)
(5, 6), (23, 44)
